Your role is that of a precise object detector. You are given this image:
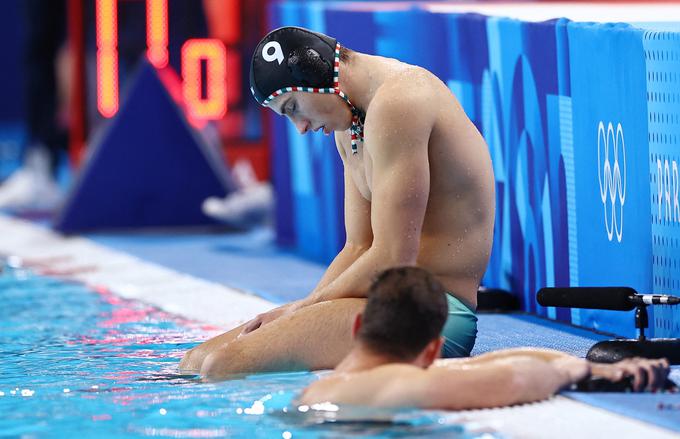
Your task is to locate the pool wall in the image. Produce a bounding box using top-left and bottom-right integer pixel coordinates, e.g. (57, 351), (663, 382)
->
(270, 1), (680, 338)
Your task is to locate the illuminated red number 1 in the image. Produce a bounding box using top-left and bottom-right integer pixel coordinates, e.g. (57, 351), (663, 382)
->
(146, 0), (169, 68)
(182, 40), (228, 120)
(95, 0), (119, 118)
(96, 0), (169, 118)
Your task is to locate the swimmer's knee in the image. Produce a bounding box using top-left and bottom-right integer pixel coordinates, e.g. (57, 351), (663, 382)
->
(199, 350), (221, 378)
(200, 347), (242, 379)
(179, 346), (200, 372)
(180, 344), (212, 372)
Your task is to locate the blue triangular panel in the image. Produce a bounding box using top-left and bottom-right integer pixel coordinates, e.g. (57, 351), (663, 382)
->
(54, 61), (232, 233)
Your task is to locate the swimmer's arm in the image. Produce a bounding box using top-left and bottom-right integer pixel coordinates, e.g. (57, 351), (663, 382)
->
(417, 356), (584, 409)
(435, 348), (609, 382)
(433, 348), (574, 368)
(352, 357), (582, 410)
(303, 92), (432, 305)
(434, 349), (670, 391)
(309, 162), (373, 294)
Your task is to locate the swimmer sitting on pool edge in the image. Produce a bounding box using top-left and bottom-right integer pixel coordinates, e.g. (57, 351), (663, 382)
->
(182, 25), (495, 375)
(291, 267), (670, 409)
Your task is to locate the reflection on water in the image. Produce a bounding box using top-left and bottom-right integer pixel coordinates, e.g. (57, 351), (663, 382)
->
(0, 259), (500, 438)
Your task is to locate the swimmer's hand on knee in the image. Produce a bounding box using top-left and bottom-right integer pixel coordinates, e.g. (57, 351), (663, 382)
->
(240, 301), (303, 335)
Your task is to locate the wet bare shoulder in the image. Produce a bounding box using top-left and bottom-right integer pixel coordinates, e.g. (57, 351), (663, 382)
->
(299, 364), (427, 407)
(364, 71), (437, 156)
(367, 68), (439, 124)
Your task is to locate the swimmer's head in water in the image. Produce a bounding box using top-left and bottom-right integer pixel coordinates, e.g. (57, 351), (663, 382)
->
(250, 26), (365, 153)
(357, 267), (448, 364)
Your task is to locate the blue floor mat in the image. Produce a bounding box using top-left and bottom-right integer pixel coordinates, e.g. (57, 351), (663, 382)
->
(88, 227), (326, 304)
(472, 313), (608, 356)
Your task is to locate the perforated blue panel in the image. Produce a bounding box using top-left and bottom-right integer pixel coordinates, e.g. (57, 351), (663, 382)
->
(644, 31), (680, 338)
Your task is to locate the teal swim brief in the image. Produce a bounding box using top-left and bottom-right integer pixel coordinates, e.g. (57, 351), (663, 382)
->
(441, 293), (478, 358)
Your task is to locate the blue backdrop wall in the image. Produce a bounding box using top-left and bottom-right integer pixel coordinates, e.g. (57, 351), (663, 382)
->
(269, 1), (680, 339)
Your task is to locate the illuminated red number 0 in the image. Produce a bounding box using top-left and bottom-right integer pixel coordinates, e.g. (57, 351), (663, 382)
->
(96, 0), (226, 120)
(182, 40), (227, 120)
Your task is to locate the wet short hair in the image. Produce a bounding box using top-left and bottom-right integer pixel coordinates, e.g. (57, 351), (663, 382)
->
(357, 267), (448, 360)
(339, 45), (353, 63)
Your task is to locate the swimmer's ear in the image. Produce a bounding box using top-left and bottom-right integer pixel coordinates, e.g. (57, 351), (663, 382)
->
(415, 337), (444, 369)
(434, 337), (445, 360)
(352, 313), (363, 339)
(427, 337), (445, 364)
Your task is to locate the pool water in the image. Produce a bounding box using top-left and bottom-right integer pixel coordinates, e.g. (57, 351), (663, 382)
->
(0, 261), (499, 438)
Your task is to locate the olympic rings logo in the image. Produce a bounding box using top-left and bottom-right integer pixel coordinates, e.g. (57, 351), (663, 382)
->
(597, 121), (626, 243)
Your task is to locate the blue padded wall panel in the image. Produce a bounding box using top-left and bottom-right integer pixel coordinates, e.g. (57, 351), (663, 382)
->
(325, 8), (376, 55)
(374, 9), (449, 78)
(269, 3), (296, 248)
(446, 14), (490, 86)
(464, 16), (571, 316)
(54, 61), (232, 233)
(272, 114), (296, 248)
(568, 23), (652, 337)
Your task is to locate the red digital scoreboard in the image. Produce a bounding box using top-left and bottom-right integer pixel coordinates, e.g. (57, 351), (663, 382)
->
(95, 0), (227, 120)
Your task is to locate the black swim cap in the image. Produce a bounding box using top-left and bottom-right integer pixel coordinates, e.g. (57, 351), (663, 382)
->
(250, 27), (338, 105)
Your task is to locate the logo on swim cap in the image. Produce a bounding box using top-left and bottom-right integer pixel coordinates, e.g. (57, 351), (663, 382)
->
(262, 41), (284, 65)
